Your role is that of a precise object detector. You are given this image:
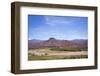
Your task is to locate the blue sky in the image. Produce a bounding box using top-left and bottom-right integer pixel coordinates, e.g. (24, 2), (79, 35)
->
(28, 15), (88, 40)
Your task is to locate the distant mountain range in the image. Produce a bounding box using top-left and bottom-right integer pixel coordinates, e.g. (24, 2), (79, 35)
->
(28, 38), (88, 49)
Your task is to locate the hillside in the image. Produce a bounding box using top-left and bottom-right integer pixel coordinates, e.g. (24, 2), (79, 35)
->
(28, 38), (87, 49)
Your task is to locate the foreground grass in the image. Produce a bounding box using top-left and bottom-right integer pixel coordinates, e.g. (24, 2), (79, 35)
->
(28, 53), (88, 60)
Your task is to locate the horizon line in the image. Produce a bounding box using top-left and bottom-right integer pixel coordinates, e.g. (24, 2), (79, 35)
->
(28, 38), (88, 41)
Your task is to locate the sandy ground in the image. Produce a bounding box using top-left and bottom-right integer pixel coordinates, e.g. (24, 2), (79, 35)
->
(48, 51), (87, 56)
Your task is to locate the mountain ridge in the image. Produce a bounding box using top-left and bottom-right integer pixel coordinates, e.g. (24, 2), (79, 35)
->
(28, 38), (88, 49)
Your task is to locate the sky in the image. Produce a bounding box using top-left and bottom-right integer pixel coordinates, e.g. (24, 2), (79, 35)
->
(28, 15), (88, 40)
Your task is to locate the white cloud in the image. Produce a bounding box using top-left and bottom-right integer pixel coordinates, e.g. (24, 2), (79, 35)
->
(44, 16), (72, 27)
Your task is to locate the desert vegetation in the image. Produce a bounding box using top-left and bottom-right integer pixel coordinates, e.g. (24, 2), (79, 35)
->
(28, 47), (88, 60)
(49, 47), (87, 51)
